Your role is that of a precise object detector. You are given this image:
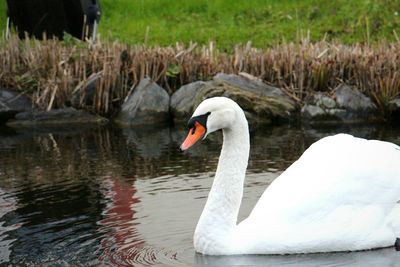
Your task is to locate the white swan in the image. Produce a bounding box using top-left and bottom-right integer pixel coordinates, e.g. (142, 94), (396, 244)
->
(180, 96), (400, 255)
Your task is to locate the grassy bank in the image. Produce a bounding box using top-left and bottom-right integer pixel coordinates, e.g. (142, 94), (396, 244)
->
(99, 0), (400, 49)
(1, 1), (400, 49)
(0, 35), (399, 116)
(0, 1), (399, 117)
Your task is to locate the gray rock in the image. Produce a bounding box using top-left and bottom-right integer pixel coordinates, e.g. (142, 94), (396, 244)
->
(335, 84), (376, 113)
(389, 98), (400, 109)
(115, 78), (170, 126)
(214, 73), (285, 97)
(0, 88), (32, 123)
(6, 107), (108, 127)
(301, 105), (325, 119)
(301, 100), (347, 122)
(302, 85), (379, 123)
(327, 108), (347, 117)
(170, 81), (207, 119)
(314, 93), (336, 109)
(171, 73), (296, 125)
(322, 97), (336, 109)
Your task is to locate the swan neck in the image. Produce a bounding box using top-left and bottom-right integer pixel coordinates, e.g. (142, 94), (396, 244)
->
(213, 123), (250, 221)
(194, 111), (249, 253)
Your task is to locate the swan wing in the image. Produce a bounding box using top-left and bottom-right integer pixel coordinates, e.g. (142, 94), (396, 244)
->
(240, 134), (400, 252)
(251, 134), (400, 218)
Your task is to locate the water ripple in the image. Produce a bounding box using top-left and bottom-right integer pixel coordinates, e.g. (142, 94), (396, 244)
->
(100, 245), (185, 267)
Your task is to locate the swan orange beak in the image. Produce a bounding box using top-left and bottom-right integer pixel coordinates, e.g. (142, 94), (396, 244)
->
(180, 121), (206, 151)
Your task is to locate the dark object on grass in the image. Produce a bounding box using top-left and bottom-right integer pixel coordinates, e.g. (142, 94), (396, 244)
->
(5, 0), (101, 40)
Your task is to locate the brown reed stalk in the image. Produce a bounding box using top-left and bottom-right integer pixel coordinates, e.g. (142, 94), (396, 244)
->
(0, 34), (399, 116)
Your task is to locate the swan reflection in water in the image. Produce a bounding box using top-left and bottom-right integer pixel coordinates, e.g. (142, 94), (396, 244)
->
(98, 176), (145, 265)
(194, 247), (400, 267)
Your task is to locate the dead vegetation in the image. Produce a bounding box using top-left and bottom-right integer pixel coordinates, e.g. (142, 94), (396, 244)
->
(0, 35), (399, 116)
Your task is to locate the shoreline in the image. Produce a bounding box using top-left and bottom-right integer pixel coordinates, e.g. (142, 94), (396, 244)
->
(1, 36), (400, 127)
(2, 72), (399, 128)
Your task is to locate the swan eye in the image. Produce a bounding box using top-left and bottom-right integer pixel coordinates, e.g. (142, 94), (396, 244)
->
(181, 113), (210, 151)
(187, 112), (211, 131)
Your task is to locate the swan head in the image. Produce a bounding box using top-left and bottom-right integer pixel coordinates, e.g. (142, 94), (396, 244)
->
(180, 97), (238, 151)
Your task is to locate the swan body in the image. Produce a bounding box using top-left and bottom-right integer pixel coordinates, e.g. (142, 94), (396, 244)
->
(180, 97), (400, 255)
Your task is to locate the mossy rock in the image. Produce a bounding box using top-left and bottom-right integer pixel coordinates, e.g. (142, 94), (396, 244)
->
(171, 74), (296, 125)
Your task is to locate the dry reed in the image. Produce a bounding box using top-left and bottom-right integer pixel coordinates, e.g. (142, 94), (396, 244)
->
(0, 35), (399, 116)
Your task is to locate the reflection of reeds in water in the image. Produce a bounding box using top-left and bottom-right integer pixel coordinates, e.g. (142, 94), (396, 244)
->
(0, 35), (399, 115)
(0, 126), (213, 186)
(0, 127), (127, 190)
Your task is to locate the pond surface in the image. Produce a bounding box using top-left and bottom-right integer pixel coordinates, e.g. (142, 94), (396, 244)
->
(0, 123), (400, 266)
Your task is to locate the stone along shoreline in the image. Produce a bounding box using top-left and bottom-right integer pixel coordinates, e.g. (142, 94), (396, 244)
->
(2, 73), (400, 128)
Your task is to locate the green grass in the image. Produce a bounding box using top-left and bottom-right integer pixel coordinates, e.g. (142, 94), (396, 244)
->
(99, 0), (400, 49)
(1, 1), (400, 49)
(0, 1), (5, 28)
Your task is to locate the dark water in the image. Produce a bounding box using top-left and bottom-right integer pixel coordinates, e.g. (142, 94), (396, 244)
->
(0, 123), (400, 266)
